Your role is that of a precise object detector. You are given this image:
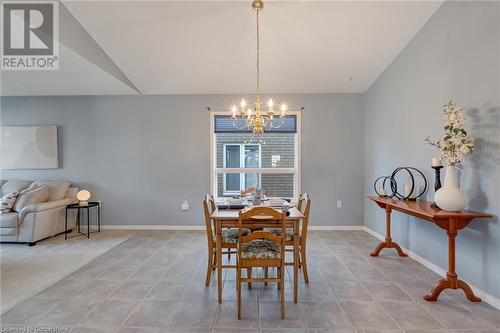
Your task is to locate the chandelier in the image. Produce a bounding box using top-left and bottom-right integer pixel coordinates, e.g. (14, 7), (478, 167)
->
(230, 0), (287, 135)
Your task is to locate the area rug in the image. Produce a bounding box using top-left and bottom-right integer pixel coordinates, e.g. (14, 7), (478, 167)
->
(0, 230), (133, 314)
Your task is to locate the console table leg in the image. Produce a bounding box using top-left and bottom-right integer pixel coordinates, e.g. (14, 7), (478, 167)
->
(424, 218), (480, 302)
(457, 279), (481, 302)
(370, 207), (407, 257)
(424, 278), (450, 301)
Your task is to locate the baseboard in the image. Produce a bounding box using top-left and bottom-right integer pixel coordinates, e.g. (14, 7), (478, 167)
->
(363, 226), (500, 310)
(308, 225), (365, 230)
(102, 225), (206, 230)
(101, 225), (364, 231)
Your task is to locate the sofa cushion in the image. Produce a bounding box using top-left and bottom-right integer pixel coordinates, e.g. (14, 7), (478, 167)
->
(0, 180), (33, 197)
(0, 227), (18, 236)
(31, 181), (70, 201)
(0, 192), (19, 213)
(0, 212), (18, 228)
(13, 185), (49, 212)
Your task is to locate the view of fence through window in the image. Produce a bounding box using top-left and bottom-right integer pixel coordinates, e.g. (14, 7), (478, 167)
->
(212, 115), (299, 199)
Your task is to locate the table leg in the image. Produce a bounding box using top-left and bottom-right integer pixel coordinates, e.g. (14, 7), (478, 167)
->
(77, 207), (81, 233)
(87, 207), (90, 238)
(98, 204), (101, 232)
(293, 221), (299, 303)
(370, 206), (407, 257)
(216, 219), (223, 304)
(424, 218), (480, 302)
(65, 207), (68, 240)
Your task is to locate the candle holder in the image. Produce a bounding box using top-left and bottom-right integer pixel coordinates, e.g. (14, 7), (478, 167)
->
(431, 165), (444, 208)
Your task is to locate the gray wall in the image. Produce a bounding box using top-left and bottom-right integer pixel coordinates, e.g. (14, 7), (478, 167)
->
(0, 94), (364, 227)
(364, 1), (499, 299)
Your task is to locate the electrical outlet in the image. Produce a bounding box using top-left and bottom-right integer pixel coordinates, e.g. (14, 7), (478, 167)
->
(336, 200), (342, 208)
(181, 200), (189, 211)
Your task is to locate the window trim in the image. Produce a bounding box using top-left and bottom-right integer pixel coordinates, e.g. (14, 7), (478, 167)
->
(210, 110), (301, 200)
(222, 143), (262, 195)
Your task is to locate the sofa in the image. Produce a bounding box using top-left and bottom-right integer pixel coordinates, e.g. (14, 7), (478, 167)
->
(0, 180), (79, 245)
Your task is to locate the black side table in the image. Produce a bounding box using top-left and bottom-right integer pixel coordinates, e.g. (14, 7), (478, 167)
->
(65, 202), (101, 239)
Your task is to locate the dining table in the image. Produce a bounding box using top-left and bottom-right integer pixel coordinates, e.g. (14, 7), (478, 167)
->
(210, 206), (305, 304)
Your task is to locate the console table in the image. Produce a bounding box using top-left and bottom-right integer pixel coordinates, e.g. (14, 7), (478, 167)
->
(368, 196), (492, 302)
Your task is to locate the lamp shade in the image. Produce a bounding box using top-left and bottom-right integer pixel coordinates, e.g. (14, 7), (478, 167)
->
(76, 190), (91, 202)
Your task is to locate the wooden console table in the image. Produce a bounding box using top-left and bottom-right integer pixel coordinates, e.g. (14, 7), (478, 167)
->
(368, 196), (492, 302)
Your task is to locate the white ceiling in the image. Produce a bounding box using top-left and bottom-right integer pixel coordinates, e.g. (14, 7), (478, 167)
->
(1, 1), (442, 96)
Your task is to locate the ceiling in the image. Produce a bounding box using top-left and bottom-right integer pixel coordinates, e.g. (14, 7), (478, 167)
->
(1, 1), (443, 96)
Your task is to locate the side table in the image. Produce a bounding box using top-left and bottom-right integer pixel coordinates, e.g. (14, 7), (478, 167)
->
(65, 202), (101, 239)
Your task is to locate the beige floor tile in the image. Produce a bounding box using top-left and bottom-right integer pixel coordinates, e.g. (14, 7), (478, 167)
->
(361, 281), (412, 301)
(260, 301), (304, 329)
(79, 300), (137, 327)
(338, 301), (398, 330)
(420, 300), (496, 330)
(299, 301), (353, 329)
(326, 280), (374, 301)
(124, 301), (177, 327)
(39, 298), (100, 325)
(379, 300), (444, 330)
(168, 301), (219, 328)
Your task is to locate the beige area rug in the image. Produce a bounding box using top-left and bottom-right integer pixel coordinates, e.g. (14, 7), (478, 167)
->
(0, 230), (133, 314)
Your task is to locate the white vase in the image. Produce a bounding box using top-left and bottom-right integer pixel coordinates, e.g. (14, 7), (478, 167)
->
(434, 166), (468, 212)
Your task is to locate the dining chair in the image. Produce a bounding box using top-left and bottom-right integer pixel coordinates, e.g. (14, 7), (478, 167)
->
(264, 193), (311, 283)
(203, 195), (250, 286)
(237, 206), (286, 319)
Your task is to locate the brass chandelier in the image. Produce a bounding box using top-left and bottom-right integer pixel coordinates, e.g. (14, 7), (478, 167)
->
(230, 0), (287, 135)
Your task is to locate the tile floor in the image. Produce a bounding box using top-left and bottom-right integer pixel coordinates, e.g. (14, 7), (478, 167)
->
(1, 230), (499, 333)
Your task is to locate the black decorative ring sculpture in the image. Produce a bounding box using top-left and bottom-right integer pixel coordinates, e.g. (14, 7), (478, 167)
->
(373, 167), (428, 200)
(373, 176), (397, 198)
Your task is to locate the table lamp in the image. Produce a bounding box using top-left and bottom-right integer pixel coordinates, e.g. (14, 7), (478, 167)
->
(76, 190), (91, 206)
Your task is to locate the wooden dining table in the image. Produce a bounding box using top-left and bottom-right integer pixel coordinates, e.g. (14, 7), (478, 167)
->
(210, 206), (305, 304)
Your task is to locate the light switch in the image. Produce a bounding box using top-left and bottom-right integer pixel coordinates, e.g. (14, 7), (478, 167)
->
(181, 200), (190, 211)
(336, 200), (342, 208)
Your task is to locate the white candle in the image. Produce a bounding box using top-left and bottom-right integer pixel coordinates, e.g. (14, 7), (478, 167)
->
(405, 184), (416, 199)
(432, 158), (442, 167)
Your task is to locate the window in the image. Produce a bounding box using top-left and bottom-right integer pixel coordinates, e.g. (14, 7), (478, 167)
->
(211, 112), (300, 199)
(223, 144), (261, 195)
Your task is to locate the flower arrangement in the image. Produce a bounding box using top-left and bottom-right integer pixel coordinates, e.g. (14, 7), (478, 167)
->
(425, 101), (474, 166)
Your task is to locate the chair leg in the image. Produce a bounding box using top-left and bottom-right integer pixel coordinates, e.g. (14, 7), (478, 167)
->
(277, 267), (281, 290)
(237, 267), (242, 320)
(264, 267), (268, 286)
(205, 248), (213, 287)
(247, 268), (252, 289)
(300, 246), (309, 284)
(212, 251), (217, 271)
(280, 264), (285, 319)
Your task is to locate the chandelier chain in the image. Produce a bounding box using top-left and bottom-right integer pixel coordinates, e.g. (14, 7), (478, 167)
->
(256, 9), (260, 97)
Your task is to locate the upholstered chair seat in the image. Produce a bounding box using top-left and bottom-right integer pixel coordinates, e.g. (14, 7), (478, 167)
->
(222, 228), (251, 243)
(241, 240), (281, 259)
(265, 228), (295, 241)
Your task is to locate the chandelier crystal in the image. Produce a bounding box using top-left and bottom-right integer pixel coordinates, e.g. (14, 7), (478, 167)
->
(230, 0), (287, 135)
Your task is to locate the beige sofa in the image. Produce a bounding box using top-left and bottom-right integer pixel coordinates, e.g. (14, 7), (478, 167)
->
(0, 180), (79, 246)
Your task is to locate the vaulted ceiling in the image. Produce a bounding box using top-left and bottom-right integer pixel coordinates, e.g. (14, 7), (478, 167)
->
(1, 1), (442, 96)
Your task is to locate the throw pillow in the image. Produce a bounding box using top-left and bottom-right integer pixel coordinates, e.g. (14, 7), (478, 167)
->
(31, 181), (70, 201)
(13, 185), (49, 212)
(0, 192), (19, 213)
